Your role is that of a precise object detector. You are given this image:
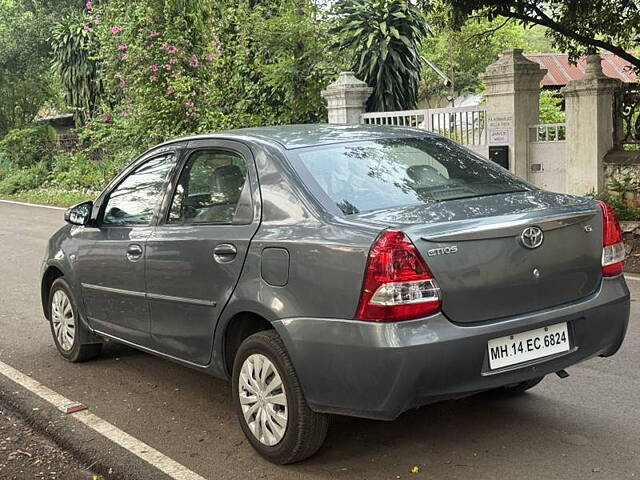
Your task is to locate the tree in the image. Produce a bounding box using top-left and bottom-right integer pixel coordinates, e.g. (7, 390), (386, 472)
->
(447, 0), (640, 72)
(420, 2), (556, 106)
(332, 0), (429, 112)
(248, 0), (342, 123)
(211, 0), (341, 125)
(0, 0), (85, 135)
(0, 0), (53, 133)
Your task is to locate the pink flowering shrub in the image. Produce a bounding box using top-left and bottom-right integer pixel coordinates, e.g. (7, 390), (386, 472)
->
(92, 0), (222, 139)
(73, 0), (333, 156)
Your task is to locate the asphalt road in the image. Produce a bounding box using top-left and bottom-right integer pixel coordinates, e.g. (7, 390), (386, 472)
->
(0, 201), (638, 480)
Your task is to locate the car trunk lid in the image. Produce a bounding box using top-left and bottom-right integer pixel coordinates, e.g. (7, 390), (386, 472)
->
(350, 191), (602, 324)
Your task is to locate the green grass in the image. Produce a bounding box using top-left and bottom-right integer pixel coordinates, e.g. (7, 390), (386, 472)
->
(0, 188), (96, 208)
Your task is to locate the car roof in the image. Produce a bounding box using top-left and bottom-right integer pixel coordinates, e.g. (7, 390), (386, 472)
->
(157, 124), (435, 150)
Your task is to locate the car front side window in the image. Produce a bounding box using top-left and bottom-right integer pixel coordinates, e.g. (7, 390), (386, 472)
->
(168, 150), (248, 224)
(102, 153), (177, 226)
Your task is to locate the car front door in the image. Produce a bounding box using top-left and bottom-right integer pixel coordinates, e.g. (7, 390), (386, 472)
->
(76, 149), (179, 346)
(145, 140), (260, 365)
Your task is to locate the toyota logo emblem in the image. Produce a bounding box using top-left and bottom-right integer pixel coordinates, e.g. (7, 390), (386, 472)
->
(521, 226), (544, 249)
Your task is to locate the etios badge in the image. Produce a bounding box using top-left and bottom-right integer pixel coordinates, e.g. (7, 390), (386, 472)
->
(521, 226), (544, 249)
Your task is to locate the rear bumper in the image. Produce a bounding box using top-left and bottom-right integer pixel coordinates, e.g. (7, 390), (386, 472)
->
(273, 276), (630, 420)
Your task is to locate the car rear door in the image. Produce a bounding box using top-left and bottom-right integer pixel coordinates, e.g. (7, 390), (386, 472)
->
(145, 139), (260, 365)
(76, 148), (179, 346)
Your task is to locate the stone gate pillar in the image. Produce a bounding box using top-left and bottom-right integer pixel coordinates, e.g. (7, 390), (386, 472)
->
(321, 71), (373, 124)
(481, 49), (547, 179)
(562, 55), (621, 195)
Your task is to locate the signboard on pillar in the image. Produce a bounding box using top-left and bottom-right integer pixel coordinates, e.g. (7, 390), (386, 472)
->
(488, 113), (514, 145)
(489, 129), (511, 144)
(487, 113), (514, 171)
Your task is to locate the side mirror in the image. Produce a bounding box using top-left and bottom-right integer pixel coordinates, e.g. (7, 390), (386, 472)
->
(64, 201), (93, 226)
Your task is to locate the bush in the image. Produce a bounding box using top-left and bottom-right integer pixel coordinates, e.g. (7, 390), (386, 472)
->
(605, 196), (640, 221)
(0, 125), (57, 169)
(0, 149), (121, 197)
(47, 152), (114, 192)
(0, 162), (50, 194)
(593, 192), (640, 221)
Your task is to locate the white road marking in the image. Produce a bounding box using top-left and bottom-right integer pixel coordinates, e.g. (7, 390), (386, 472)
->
(625, 274), (640, 282)
(0, 199), (66, 210)
(0, 360), (206, 480)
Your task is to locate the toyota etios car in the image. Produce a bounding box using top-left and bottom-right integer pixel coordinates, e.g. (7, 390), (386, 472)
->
(42, 125), (630, 463)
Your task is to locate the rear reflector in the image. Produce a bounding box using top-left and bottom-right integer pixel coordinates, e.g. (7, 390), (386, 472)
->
(355, 230), (441, 322)
(598, 201), (625, 277)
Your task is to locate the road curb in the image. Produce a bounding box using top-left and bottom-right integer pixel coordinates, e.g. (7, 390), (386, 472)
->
(0, 371), (174, 480)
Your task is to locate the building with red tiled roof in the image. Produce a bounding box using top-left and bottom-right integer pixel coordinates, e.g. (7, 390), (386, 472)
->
(524, 53), (637, 87)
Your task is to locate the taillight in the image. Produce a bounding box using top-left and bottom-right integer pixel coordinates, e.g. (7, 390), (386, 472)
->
(598, 200), (625, 277)
(355, 230), (441, 322)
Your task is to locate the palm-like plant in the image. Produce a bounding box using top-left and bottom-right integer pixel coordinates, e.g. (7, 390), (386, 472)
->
(51, 13), (102, 125)
(332, 0), (429, 112)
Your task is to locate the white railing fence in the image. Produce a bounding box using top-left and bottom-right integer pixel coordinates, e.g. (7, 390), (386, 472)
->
(361, 106), (487, 148)
(528, 123), (566, 142)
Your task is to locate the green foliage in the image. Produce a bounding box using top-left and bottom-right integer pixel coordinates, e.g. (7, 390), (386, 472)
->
(68, 0), (339, 158)
(447, 0), (640, 73)
(48, 151), (116, 191)
(420, 2), (559, 105)
(608, 175), (639, 196)
(0, 148), (115, 197)
(243, 0), (342, 124)
(51, 12), (103, 125)
(0, 161), (50, 194)
(538, 90), (565, 124)
(0, 125), (56, 169)
(421, 6), (524, 104)
(90, 0), (219, 144)
(332, 0), (429, 112)
(1, 0), (343, 205)
(0, 0), (83, 135)
(0, 1), (52, 133)
(592, 191), (640, 221)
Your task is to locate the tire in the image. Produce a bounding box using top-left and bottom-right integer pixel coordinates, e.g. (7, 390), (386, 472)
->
(49, 278), (102, 363)
(232, 330), (329, 464)
(497, 376), (545, 394)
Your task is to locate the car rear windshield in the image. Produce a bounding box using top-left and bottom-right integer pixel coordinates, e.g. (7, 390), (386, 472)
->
(288, 137), (531, 215)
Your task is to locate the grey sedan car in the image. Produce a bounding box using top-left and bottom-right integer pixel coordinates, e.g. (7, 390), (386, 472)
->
(41, 125), (630, 463)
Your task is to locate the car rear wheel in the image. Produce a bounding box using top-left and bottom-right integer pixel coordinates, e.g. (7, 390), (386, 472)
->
(497, 376), (545, 394)
(49, 278), (102, 363)
(232, 330), (328, 464)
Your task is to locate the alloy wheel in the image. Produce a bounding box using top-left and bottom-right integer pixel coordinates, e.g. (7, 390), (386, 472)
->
(51, 289), (75, 352)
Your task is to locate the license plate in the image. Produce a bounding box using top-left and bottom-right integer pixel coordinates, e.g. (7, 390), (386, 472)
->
(487, 322), (570, 370)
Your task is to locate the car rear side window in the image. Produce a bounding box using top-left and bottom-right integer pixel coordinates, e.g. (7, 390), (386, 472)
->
(102, 153), (177, 226)
(168, 150), (249, 224)
(288, 138), (531, 215)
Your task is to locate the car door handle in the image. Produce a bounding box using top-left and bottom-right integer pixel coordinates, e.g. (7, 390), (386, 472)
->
(126, 243), (144, 262)
(213, 243), (237, 263)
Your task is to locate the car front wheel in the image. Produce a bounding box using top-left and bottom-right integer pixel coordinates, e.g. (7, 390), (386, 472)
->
(232, 330), (328, 464)
(49, 278), (102, 363)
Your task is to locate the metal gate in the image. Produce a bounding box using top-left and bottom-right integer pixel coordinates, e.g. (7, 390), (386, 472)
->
(528, 123), (566, 193)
